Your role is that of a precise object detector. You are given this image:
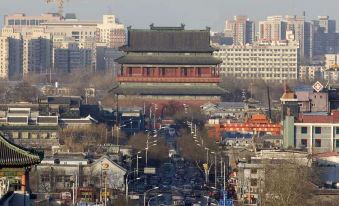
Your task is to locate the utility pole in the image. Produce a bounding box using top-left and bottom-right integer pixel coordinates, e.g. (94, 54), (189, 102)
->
(136, 155), (139, 177)
(72, 182), (75, 205)
(215, 154), (217, 188)
(223, 160), (226, 191)
(104, 174), (107, 206)
(146, 138), (149, 167)
(125, 176), (128, 201)
(75, 174), (78, 202)
(220, 157), (223, 189)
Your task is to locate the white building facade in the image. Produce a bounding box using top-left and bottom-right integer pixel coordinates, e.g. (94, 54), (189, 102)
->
(214, 41), (299, 82)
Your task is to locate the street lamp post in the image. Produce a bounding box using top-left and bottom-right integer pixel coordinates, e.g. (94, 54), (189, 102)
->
(204, 147), (210, 184)
(211, 151), (217, 188)
(143, 187), (159, 206)
(223, 160), (226, 191)
(131, 154), (142, 178)
(125, 170), (140, 200)
(153, 104), (158, 129)
(104, 173), (107, 206)
(149, 104), (158, 130)
(205, 147), (209, 164)
(145, 141), (157, 167)
(136, 151), (141, 177)
(125, 177), (142, 201)
(144, 131), (158, 167)
(147, 194), (163, 206)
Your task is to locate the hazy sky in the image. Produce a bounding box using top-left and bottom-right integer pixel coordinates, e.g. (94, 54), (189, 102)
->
(1, 0), (339, 31)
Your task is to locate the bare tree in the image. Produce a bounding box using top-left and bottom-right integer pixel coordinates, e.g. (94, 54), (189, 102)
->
(4, 81), (41, 103)
(259, 159), (316, 206)
(59, 124), (107, 152)
(127, 132), (169, 163)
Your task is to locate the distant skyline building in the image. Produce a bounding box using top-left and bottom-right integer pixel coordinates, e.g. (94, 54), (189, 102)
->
(284, 15), (313, 63)
(312, 16), (337, 59)
(298, 65), (324, 81)
(0, 13), (127, 78)
(54, 41), (92, 73)
(316, 16), (336, 33)
(214, 40), (299, 82)
(224, 16), (255, 45)
(96, 15), (126, 48)
(3, 13), (62, 28)
(324, 54), (339, 69)
(0, 28), (22, 80)
(259, 16), (287, 42)
(22, 28), (52, 77)
(0, 36), (10, 79)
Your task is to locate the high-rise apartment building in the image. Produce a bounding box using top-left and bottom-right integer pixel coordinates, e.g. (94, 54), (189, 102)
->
(312, 16), (337, 59)
(42, 21), (98, 43)
(0, 28), (23, 80)
(224, 16), (255, 45)
(54, 41), (92, 73)
(317, 16), (336, 33)
(285, 15), (313, 63)
(3, 13), (62, 28)
(0, 37), (10, 79)
(258, 15), (312, 63)
(259, 16), (287, 42)
(214, 41), (299, 82)
(1, 13), (126, 78)
(96, 15), (125, 48)
(22, 28), (52, 76)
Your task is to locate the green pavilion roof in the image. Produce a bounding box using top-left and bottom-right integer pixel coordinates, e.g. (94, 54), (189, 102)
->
(0, 133), (43, 168)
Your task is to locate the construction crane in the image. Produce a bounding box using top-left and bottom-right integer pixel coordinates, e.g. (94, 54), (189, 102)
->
(45, 0), (69, 17)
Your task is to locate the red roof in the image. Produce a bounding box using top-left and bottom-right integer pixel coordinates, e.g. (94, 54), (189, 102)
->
(298, 111), (339, 123)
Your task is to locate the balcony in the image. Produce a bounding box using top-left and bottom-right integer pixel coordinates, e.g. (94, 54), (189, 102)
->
(116, 76), (221, 83)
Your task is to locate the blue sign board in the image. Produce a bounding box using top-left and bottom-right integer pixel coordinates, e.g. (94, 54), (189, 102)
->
(219, 190), (233, 206)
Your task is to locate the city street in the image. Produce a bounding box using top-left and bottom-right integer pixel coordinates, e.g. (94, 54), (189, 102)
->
(126, 126), (224, 206)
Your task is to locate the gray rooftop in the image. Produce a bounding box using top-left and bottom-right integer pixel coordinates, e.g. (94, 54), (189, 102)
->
(121, 26), (215, 53)
(111, 84), (226, 96)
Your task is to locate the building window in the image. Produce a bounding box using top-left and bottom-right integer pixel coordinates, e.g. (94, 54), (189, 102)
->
(64, 176), (71, 183)
(315, 127), (321, 134)
(146, 68), (151, 76)
(56, 176), (63, 182)
(315, 139), (321, 147)
(301, 127), (308, 134)
(250, 169), (257, 174)
(8, 19), (14, 25)
(336, 127), (339, 135)
(336, 140), (339, 148)
(183, 68), (188, 77)
(128, 67), (132, 76)
(301, 139), (307, 147)
(250, 179), (257, 186)
(160, 68), (165, 76)
(41, 174), (50, 183)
